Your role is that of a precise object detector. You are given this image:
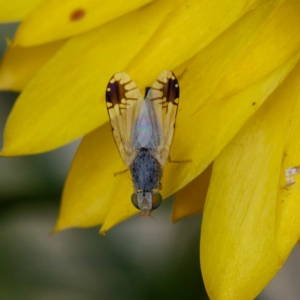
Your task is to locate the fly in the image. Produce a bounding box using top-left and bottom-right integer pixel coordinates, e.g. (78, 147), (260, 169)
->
(106, 70), (179, 216)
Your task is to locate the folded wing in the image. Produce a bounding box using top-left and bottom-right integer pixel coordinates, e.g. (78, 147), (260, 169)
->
(105, 72), (144, 167)
(144, 70), (179, 165)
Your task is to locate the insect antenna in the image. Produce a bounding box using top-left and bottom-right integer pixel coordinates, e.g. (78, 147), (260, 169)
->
(132, 213), (142, 221)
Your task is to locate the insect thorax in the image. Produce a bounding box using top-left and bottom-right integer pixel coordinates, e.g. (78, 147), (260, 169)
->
(130, 148), (162, 192)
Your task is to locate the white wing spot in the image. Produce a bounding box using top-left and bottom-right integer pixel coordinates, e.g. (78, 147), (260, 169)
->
(107, 87), (111, 92)
(175, 84), (178, 88)
(285, 165), (300, 187)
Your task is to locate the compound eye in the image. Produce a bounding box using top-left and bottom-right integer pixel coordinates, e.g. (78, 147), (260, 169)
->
(151, 193), (162, 210)
(131, 193), (140, 210)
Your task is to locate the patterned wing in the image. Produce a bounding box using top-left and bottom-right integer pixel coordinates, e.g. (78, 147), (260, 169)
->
(106, 72), (144, 167)
(144, 70), (179, 165)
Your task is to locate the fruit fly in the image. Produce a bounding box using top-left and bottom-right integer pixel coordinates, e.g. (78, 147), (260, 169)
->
(106, 70), (179, 216)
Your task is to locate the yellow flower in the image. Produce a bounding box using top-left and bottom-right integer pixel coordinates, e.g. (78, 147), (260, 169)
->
(1, 0), (300, 299)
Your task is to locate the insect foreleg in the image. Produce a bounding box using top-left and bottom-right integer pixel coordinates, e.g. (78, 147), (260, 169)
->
(114, 169), (129, 177)
(168, 155), (192, 164)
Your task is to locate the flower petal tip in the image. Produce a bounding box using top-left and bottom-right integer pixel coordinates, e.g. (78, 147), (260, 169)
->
(99, 229), (106, 236)
(0, 147), (15, 157)
(0, 148), (10, 157)
(51, 222), (70, 235)
(48, 228), (58, 237)
(170, 213), (182, 223)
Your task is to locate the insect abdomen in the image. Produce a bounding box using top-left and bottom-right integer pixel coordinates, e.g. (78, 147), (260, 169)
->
(131, 148), (162, 191)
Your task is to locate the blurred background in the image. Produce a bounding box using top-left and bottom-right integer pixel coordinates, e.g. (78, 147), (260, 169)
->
(0, 24), (299, 300)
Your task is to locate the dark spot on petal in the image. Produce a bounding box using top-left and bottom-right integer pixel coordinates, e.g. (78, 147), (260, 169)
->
(252, 102), (256, 106)
(70, 9), (85, 21)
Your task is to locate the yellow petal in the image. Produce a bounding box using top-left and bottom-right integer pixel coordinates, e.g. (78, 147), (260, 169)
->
(161, 0), (300, 199)
(0, 40), (65, 91)
(54, 124), (130, 232)
(171, 164), (212, 222)
(13, 0), (152, 46)
(212, 0), (300, 100)
(126, 0), (260, 88)
(87, 51), (298, 232)
(176, 0), (291, 114)
(0, 0), (43, 22)
(1, 0), (283, 157)
(200, 63), (299, 299)
(58, 0), (300, 233)
(276, 61), (300, 259)
(2, 0), (174, 156)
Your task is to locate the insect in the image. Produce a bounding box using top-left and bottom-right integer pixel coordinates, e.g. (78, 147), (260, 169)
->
(106, 70), (179, 216)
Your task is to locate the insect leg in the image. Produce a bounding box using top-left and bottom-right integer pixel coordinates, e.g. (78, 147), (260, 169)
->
(168, 155), (192, 164)
(114, 169), (129, 177)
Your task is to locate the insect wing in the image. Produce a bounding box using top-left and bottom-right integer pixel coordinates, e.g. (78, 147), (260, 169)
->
(145, 70), (179, 165)
(106, 72), (144, 167)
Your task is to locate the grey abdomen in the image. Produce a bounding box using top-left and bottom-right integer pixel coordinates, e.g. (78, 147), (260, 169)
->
(131, 149), (162, 191)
